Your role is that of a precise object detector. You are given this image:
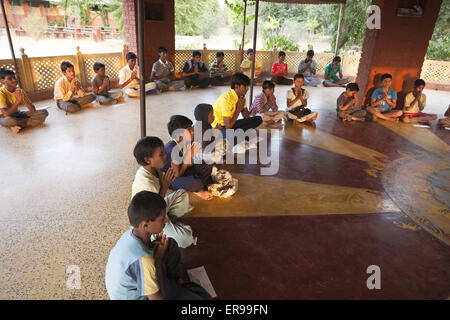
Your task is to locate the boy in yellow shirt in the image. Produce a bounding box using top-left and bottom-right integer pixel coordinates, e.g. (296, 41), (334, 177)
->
(0, 68), (48, 133)
(240, 48), (264, 86)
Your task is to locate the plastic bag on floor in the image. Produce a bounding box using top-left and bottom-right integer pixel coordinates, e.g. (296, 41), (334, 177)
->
(207, 166), (238, 198)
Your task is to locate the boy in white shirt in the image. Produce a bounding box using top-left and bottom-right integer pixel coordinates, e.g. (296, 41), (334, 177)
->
(401, 79), (437, 124)
(286, 74), (318, 123)
(119, 52), (157, 97)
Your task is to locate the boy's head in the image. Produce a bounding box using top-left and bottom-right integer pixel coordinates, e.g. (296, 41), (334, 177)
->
(293, 73), (305, 87)
(278, 51), (286, 63)
(247, 48), (254, 60)
(231, 72), (250, 96)
(133, 136), (166, 168)
(158, 46), (168, 60)
(61, 61), (75, 80)
(345, 82), (359, 97)
(128, 191), (168, 234)
(381, 73), (392, 88)
(262, 80), (275, 96)
(126, 52), (137, 69)
(306, 50), (314, 59)
(216, 51), (224, 63)
(192, 50), (201, 63)
(0, 68), (17, 89)
(194, 103), (214, 125)
(167, 115), (194, 144)
(414, 78), (425, 92)
(93, 62), (106, 76)
(332, 56), (341, 66)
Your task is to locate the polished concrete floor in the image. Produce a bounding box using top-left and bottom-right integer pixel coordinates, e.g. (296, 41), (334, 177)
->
(0, 85), (449, 299)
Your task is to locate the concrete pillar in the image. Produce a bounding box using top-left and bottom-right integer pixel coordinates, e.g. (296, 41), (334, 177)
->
(356, 0), (443, 108)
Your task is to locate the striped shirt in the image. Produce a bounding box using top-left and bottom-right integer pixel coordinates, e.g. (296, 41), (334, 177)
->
(250, 92), (279, 116)
(209, 60), (229, 77)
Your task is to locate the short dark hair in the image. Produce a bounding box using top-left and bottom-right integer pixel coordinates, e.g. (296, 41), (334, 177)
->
(158, 46), (167, 53)
(246, 48), (254, 55)
(262, 80), (275, 91)
(126, 52), (137, 61)
(278, 51), (286, 57)
(346, 82), (359, 92)
(133, 136), (164, 166)
(61, 61), (74, 72)
(0, 68), (15, 79)
(167, 115), (193, 137)
(231, 72), (250, 89)
(381, 73), (392, 81)
(306, 50), (314, 57)
(192, 50), (201, 57)
(414, 79), (425, 87)
(93, 62), (105, 72)
(293, 73), (305, 81)
(333, 56), (341, 63)
(128, 191), (167, 227)
(216, 51), (224, 57)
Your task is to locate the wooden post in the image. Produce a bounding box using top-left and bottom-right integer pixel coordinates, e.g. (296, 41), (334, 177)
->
(18, 48), (34, 92)
(1, 0), (21, 88)
(334, 3), (347, 55)
(74, 46), (87, 86)
(122, 44), (129, 67)
(249, 0), (260, 106)
(235, 44), (242, 73)
(138, 0), (146, 138)
(202, 43), (209, 69)
(240, 0), (248, 63)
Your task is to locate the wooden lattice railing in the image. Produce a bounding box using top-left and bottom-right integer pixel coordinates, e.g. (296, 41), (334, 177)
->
(0, 44), (448, 95)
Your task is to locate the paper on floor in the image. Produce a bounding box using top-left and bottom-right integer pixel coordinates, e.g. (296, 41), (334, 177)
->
(187, 266), (217, 298)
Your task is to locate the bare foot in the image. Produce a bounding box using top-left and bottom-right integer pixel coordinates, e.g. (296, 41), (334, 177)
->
(116, 97), (125, 103)
(386, 117), (399, 122)
(82, 103), (94, 109)
(168, 87), (175, 92)
(193, 190), (213, 200)
(264, 120), (275, 125)
(9, 126), (21, 134)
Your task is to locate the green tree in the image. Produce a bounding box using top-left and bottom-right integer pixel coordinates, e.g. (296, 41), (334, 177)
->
(426, 0), (449, 61)
(175, 0), (222, 37)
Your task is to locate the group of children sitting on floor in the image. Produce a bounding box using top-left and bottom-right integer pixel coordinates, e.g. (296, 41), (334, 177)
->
(1, 46), (449, 133)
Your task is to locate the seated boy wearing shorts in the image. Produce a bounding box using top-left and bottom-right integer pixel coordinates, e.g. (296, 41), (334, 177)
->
(0, 68), (48, 133)
(336, 82), (366, 122)
(91, 62), (124, 105)
(401, 79), (437, 124)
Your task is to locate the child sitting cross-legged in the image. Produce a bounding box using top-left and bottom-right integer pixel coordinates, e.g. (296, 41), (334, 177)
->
(250, 80), (285, 126)
(163, 115), (214, 201)
(0, 68), (48, 133)
(131, 136), (197, 248)
(336, 82), (366, 122)
(286, 73), (318, 123)
(401, 79), (437, 125)
(105, 191), (211, 300)
(91, 62), (124, 105)
(54, 61), (95, 113)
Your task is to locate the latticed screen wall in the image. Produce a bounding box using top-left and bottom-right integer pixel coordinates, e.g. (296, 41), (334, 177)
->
(0, 60), (16, 88)
(420, 60), (450, 85)
(30, 55), (76, 91)
(83, 53), (123, 83)
(174, 50), (197, 74)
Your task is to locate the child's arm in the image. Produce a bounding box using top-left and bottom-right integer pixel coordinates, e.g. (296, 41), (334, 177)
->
(22, 91), (36, 112)
(149, 234), (169, 300)
(160, 168), (176, 197)
(0, 90), (22, 117)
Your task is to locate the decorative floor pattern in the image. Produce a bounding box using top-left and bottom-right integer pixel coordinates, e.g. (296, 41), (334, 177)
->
(0, 86), (449, 299)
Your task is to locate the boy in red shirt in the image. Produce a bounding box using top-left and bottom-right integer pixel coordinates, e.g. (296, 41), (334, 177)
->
(271, 51), (293, 85)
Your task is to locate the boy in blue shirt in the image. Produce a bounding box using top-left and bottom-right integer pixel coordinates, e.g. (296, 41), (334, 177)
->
(105, 191), (211, 300)
(368, 73), (403, 122)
